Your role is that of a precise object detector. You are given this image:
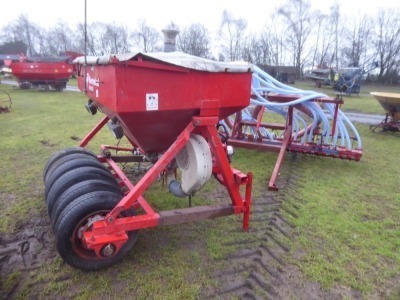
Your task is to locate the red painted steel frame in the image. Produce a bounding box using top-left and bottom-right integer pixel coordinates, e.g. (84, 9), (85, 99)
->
(268, 106), (293, 191)
(370, 113), (400, 133)
(78, 114), (252, 257)
(228, 94), (362, 190)
(79, 116), (109, 147)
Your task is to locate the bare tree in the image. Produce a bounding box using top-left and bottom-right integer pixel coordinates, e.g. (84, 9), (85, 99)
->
(240, 20), (290, 66)
(97, 23), (130, 54)
(2, 14), (41, 56)
(310, 12), (335, 69)
(340, 15), (372, 67)
(45, 22), (74, 55)
(37, 30), (49, 56)
(0, 40), (28, 54)
(258, 31), (275, 65)
(132, 20), (161, 52)
(277, 0), (316, 77)
(72, 22), (102, 56)
(176, 23), (210, 58)
(241, 34), (263, 64)
(264, 15), (288, 66)
(241, 31), (275, 65)
(0, 5), (399, 85)
(71, 23), (86, 55)
(330, 2), (341, 69)
(373, 8), (400, 83)
(219, 10), (248, 61)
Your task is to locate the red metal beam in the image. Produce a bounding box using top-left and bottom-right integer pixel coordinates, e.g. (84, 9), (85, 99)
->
(239, 121), (287, 131)
(228, 138), (282, 152)
(79, 116), (109, 147)
(268, 106), (293, 191)
(158, 204), (234, 226)
(83, 114), (253, 252)
(106, 120), (195, 218)
(242, 172), (253, 231)
(257, 93), (344, 104)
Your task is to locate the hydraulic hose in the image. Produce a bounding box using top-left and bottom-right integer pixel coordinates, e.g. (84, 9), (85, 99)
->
(247, 65), (362, 152)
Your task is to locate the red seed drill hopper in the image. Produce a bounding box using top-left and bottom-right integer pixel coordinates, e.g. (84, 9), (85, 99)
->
(43, 52), (253, 270)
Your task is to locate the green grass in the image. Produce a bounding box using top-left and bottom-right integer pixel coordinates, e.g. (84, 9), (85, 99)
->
(0, 85), (105, 232)
(289, 125), (400, 295)
(1, 82), (399, 299)
(0, 83), (212, 299)
(295, 80), (400, 115)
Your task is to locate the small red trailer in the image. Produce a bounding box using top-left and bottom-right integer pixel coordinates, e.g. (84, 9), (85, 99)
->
(9, 52), (82, 91)
(44, 52), (253, 270)
(10, 57), (72, 90)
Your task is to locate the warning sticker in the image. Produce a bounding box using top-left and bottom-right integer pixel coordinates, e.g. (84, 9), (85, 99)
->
(146, 93), (158, 111)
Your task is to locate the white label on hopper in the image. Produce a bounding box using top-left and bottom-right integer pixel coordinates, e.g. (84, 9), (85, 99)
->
(146, 93), (158, 111)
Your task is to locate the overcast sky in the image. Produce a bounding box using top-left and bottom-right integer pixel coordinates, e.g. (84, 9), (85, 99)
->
(1, 0), (399, 34)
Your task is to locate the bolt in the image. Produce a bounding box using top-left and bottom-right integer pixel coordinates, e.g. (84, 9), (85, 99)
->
(100, 244), (116, 257)
(108, 217), (114, 223)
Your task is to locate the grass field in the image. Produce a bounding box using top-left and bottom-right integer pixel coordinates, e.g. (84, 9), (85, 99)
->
(297, 80), (400, 115)
(0, 80), (399, 299)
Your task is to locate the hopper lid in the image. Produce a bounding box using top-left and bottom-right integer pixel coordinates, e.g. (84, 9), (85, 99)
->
(74, 51), (253, 73)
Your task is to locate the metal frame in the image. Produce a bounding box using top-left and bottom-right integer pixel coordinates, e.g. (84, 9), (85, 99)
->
(370, 112), (400, 133)
(227, 94), (362, 190)
(78, 112), (253, 257)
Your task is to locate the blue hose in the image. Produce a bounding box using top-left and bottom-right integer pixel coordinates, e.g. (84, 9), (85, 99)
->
(223, 65), (362, 154)
(245, 65), (362, 152)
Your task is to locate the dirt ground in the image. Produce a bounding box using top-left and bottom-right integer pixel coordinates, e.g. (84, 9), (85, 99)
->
(0, 154), (372, 300)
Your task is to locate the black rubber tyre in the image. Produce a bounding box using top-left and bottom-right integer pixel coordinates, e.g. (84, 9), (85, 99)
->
(45, 158), (109, 198)
(45, 166), (118, 209)
(44, 153), (99, 183)
(55, 191), (138, 271)
(43, 147), (97, 181)
(50, 179), (123, 226)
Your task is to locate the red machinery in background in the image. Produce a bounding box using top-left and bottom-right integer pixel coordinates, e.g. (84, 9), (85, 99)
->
(8, 51), (82, 91)
(43, 52), (253, 270)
